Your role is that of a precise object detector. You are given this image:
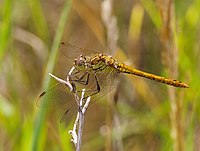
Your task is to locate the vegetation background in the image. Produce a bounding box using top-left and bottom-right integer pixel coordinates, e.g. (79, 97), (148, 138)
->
(0, 0), (198, 150)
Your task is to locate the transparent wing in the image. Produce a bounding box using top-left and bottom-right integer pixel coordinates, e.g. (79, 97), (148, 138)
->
(60, 101), (77, 124)
(38, 43), (120, 124)
(93, 66), (120, 99)
(60, 67), (120, 123)
(59, 42), (103, 60)
(37, 83), (69, 107)
(37, 67), (120, 125)
(37, 83), (77, 124)
(70, 65), (120, 104)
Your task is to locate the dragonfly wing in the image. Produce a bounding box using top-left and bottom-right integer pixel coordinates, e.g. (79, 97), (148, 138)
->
(96, 66), (120, 95)
(60, 101), (78, 125)
(37, 83), (78, 125)
(37, 83), (70, 107)
(60, 68), (120, 125)
(73, 66), (120, 104)
(59, 42), (101, 61)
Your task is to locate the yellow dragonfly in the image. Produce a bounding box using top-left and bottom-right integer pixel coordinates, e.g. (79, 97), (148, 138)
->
(38, 43), (189, 123)
(62, 42), (188, 92)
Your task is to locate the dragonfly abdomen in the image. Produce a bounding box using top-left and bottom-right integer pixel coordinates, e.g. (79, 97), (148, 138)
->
(117, 63), (189, 88)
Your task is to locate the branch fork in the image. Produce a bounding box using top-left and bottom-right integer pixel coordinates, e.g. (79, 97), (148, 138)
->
(49, 69), (91, 151)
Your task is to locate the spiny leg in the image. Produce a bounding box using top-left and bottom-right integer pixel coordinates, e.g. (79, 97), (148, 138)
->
(69, 69), (100, 97)
(77, 74), (100, 98)
(75, 72), (90, 85)
(64, 74), (100, 118)
(69, 68), (90, 85)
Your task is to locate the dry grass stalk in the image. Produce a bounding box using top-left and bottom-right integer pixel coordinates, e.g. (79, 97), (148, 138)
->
(156, 0), (184, 150)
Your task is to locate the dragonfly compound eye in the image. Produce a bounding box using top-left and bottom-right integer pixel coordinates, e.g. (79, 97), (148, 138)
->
(74, 56), (85, 66)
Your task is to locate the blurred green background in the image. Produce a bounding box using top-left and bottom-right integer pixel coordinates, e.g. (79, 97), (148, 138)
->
(0, 0), (199, 151)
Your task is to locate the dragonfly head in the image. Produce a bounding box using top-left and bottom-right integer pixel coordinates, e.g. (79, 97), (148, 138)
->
(74, 55), (88, 69)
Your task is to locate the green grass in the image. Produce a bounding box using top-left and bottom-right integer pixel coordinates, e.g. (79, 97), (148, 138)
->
(32, 0), (72, 150)
(0, 0), (12, 62)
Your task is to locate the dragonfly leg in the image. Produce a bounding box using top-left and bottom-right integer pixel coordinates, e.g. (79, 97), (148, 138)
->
(75, 72), (90, 85)
(68, 67), (90, 85)
(68, 67), (80, 78)
(60, 75), (100, 124)
(91, 74), (100, 96)
(68, 70), (91, 94)
(76, 74), (100, 98)
(68, 67), (100, 98)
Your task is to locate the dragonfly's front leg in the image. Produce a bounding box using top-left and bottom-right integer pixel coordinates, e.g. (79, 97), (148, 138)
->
(69, 69), (90, 85)
(67, 67), (100, 97)
(76, 74), (100, 98)
(75, 72), (90, 85)
(67, 67), (90, 92)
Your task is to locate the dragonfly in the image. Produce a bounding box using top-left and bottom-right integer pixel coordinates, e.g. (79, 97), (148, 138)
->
(38, 43), (189, 124)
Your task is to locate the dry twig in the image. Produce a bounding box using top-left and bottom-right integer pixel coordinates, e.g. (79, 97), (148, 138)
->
(49, 69), (91, 151)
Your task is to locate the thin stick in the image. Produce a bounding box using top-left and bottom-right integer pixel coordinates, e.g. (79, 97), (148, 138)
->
(67, 89), (91, 151)
(68, 112), (79, 145)
(75, 90), (90, 151)
(49, 73), (73, 91)
(49, 70), (91, 151)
